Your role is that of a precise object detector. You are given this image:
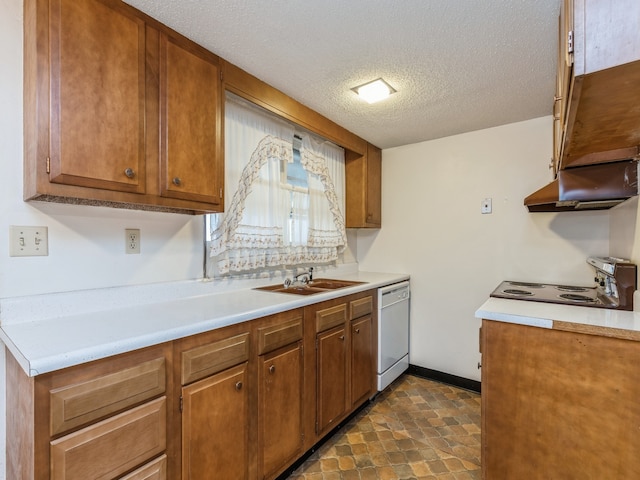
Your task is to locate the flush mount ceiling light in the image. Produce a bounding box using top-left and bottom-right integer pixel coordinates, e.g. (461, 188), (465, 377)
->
(351, 78), (396, 104)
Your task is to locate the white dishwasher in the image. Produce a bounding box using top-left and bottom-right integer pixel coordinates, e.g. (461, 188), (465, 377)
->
(377, 281), (410, 391)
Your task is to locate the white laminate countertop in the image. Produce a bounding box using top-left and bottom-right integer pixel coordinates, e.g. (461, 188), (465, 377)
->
(476, 297), (640, 337)
(0, 271), (409, 377)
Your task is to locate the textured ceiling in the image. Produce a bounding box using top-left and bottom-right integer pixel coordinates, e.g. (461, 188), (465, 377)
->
(125, 0), (561, 149)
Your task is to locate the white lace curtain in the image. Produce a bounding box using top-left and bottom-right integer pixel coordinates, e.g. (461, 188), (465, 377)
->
(209, 94), (346, 275)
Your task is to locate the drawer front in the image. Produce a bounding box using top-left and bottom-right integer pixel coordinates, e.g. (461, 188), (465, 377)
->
(121, 454), (166, 480)
(257, 317), (303, 355)
(350, 296), (373, 320)
(50, 357), (166, 436)
(50, 397), (166, 480)
(315, 304), (347, 333)
(182, 333), (249, 385)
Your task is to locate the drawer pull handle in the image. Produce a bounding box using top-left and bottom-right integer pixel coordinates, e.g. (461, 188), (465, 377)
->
(124, 168), (135, 179)
(235, 381), (243, 390)
(269, 365), (275, 374)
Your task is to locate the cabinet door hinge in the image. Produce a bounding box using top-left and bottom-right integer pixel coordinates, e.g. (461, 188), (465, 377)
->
(220, 70), (224, 82)
(219, 187), (223, 199)
(46, 157), (50, 174)
(567, 30), (574, 54)
(179, 395), (183, 413)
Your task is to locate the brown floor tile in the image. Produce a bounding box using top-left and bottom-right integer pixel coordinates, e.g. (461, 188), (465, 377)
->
(286, 374), (481, 480)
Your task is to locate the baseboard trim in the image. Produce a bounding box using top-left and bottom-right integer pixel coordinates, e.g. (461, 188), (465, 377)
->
(408, 364), (481, 394)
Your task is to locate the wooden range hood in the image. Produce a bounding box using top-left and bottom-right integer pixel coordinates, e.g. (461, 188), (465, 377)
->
(524, 159), (639, 212)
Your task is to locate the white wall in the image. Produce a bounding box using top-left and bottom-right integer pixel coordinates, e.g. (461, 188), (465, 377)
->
(357, 117), (611, 382)
(610, 196), (640, 261)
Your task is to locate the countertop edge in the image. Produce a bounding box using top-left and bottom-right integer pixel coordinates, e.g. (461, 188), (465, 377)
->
(1, 271), (409, 377)
(476, 297), (640, 341)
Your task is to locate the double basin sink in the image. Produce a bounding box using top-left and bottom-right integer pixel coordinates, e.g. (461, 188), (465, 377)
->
(255, 278), (365, 295)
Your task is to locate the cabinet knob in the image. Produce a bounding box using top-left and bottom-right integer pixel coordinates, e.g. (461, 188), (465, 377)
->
(235, 381), (243, 390)
(172, 177), (182, 186)
(354, 328), (360, 334)
(339, 335), (345, 341)
(269, 365), (276, 374)
(124, 168), (135, 179)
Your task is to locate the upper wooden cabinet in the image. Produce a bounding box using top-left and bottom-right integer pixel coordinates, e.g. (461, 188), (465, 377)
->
(159, 33), (224, 206)
(345, 143), (382, 228)
(46, 0), (147, 194)
(556, 0), (640, 169)
(24, 0), (224, 214)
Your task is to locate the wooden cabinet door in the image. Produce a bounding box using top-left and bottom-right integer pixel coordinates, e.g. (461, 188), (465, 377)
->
(350, 315), (373, 407)
(48, 0), (146, 193)
(481, 320), (640, 479)
(365, 143), (382, 226)
(259, 342), (304, 480)
(345, 143), (381, 228)
(181, 363), (248, 480)
(316, 325), (348, 435)
(159, 33), (224, 209)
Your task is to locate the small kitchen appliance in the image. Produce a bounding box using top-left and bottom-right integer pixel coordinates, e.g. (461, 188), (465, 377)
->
(490, 257), (637, 311)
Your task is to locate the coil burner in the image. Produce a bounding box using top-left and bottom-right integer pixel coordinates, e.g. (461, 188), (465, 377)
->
(508, 282), (544, 288)
(556, 285), (588, 292)
(558, 293), (596, 303)
(490, 257), (637, 311)
(503, 289), (534, 296)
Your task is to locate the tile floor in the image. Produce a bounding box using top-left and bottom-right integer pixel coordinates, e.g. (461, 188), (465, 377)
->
(287, 374), (481, 480)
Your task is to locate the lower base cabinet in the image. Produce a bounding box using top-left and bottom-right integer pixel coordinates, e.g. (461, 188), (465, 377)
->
(311, 293), (376, 440)
(316, 325), (348, 435)
(6, 289), (378, 480)
(178, 327), (251, 480)
(350, 314), (374, 408)
(181, 364), (248, 480)
(481, 319), (640, 479)
(259, 342), (303, 480)
(256, 311), (305, 480)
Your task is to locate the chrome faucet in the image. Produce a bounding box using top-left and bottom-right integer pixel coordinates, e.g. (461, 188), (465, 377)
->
(293, 267), (314, 285)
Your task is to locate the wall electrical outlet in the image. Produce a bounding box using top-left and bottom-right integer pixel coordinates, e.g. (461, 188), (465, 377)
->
(481, 198), (492, 214)
(10, 225), (49, 256)
(125, 228), (140, 254)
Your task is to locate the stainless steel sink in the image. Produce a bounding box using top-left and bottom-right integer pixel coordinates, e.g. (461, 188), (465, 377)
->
(254, 278), (365, 295)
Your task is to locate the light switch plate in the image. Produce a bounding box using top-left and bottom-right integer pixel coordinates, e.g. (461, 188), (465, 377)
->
(481, 198), (492, 214)
(10, 225), (49, 256)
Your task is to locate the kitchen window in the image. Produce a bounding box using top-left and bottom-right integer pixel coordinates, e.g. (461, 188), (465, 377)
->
(206, 94), (346, 277)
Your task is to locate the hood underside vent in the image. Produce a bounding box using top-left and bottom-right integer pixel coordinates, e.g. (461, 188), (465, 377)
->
(524, 160), (638, 212)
